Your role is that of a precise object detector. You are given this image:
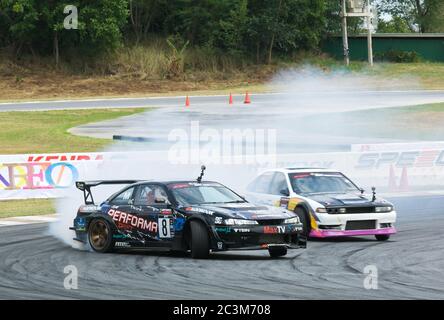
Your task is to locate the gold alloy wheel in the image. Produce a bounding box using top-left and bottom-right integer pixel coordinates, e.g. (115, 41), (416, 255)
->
(89, 220), (109, 250)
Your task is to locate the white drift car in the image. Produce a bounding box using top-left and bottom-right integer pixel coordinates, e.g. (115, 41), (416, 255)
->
(246, 168), (397, 241)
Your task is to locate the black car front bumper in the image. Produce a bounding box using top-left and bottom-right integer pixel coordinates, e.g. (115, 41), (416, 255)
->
(210, 223), (307, 251)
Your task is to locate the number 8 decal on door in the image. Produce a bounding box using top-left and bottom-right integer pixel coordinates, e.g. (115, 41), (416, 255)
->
(158, 217), (171, 238)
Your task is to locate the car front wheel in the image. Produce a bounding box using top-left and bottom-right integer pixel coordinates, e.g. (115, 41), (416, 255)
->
(294, 207), (309, 237)
(375, 234), (390, 241)
(268, 246), (287, 258)
(190, 220), (210, 259)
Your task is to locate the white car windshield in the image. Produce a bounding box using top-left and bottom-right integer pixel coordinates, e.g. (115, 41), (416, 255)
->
(169, 183), (246, 205)
(289, 172), (359, 195)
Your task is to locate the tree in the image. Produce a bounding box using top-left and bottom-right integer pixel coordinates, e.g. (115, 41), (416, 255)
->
(247, 0), (327, 64)
(210, 0), (249, 56)
(377, 16), (412, 33)
(128, 0), (168, 44)
(164, 0), (219, 46)
(77, 0), (129, 55)
(377, 0), (444, 33)
(0, 0), (333, 66)
(0, 0), (39, 56)
(0, 0), (128, 63)
(426, 1), (444, 32)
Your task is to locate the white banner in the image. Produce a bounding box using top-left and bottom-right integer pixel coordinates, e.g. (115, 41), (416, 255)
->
(351, 141), (444, 152)
(0, 153), (104, 200)
(1, 146), (444, 200)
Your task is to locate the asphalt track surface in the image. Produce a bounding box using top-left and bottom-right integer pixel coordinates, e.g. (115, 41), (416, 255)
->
(2, 90), (444, 112)
(0, 195), (443, 299)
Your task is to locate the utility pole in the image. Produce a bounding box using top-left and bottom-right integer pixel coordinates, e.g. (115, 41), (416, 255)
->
(366, 0), (374, 66)
(341, 0), (350, 66)
(341, 0), (374, 67)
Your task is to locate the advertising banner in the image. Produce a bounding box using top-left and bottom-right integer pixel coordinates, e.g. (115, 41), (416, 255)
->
(0, 153), (104, 200)
(1, 146), (444, 200)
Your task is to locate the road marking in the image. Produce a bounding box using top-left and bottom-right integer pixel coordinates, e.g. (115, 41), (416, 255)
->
(0, 92), (282, 107)
(0, 215), (58, 227)
(2, 90), (443, 110)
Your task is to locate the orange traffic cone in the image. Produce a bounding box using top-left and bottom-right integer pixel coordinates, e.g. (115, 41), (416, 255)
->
(185, 95), (190, 107)
(229, 93), (233, 105)
(388, 165), (397, 191)
(244, 91), (251, 104)
(399, 167), (409, 192)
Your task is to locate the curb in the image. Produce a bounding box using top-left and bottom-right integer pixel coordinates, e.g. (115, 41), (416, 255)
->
(0, 214), (58, 227)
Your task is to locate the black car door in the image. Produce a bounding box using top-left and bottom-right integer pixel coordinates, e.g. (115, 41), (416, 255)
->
(131, 183), (175, 248)
(106, 186), (136, 220)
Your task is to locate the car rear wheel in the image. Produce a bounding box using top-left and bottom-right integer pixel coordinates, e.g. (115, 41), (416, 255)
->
(190, 220), (210, 259)
(375, 234), (390, 241)
(295, 207), (309, 237)
(88, 219), (114, 253)
(268, 246), (287, 258)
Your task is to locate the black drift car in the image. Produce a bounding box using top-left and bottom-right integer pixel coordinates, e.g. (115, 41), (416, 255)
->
(71, 180), (306, 258)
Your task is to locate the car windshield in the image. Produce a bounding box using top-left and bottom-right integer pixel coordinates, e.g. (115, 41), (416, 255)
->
(169, 183), (246, 206)
(289, 172), (359, 195)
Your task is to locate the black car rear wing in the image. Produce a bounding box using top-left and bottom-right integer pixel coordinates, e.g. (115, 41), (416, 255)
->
(76, 180), (140, 205)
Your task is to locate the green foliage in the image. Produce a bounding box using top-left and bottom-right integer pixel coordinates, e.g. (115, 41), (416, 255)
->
(166, 35), (189, 78)
(210, 0), (248, 56)
(0, 0), (39, 49)
(77, 0), (129, 55)
(0, 0), (333, 66)
(241, 0), (328, 63)
(0, 0), (128, 58)
(377, 0), (444, 33)
(159, 0), (329, 63)
(375, 50), (421, 63)
(377, 16), (412, 33)
(127, 0), (169, 43)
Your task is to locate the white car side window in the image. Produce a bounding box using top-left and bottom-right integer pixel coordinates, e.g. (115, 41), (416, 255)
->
(270, 173), (287, 195)
(248, 172), (275, 194)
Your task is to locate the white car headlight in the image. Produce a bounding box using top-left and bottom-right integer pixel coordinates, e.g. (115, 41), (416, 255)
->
(224, 219), (258, 226)
(375, 206), (393, 213)
(284, 217), (300, 224)
(316, 207), (327, 213)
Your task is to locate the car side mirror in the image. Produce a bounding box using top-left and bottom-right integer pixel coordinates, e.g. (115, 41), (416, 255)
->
(280, 188), (290, 197)
(360, 188), (365, 194)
